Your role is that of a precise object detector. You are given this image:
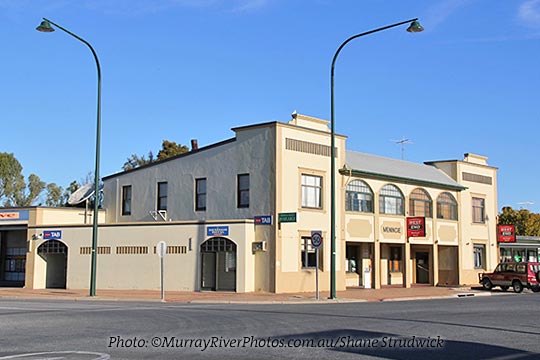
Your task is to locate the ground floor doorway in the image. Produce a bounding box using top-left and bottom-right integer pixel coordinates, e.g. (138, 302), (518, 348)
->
(200, 237), (236, 291)
(438, 245), (458, 285)
(415, 252), (430, 284)
(37, 240), (67, 289)
(0, 230), (27, 287)
(345, 242), (373, 288)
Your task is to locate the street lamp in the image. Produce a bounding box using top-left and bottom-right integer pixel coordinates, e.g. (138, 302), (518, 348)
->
(36, 18), (102, 297)
(329, 19), (423, 299)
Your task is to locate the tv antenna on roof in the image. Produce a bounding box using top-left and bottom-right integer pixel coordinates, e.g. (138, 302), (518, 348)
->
(518, 201), (534, 210)
(391, 137), (414, 160)
(68, 183), (96, 224)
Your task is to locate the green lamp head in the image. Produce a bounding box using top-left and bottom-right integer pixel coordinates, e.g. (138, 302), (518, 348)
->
(406, 20), (424, 33)
(36, 20), (55, 33)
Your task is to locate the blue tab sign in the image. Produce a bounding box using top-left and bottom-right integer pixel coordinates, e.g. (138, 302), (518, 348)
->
(43, 230), (62, 240)
(254, 216), (272, 225)
(207, 226), (229, 237)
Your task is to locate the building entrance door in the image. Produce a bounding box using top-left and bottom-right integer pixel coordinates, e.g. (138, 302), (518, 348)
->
(37, 240), (67, 289)
(201, 252), (216, 290)
(415, 252), (430, 284)
(200, 237), (236, 291)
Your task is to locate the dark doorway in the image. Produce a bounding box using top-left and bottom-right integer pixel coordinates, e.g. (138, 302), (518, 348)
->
(415, 252), (430, 284)
(200, 237), (236, 291)
(37, 240), (67, 289)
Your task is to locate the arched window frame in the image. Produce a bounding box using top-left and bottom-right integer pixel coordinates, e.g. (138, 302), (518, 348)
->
(345, 180), (374, 213)
(437, 192), (458, 220)
(409, 188), (433, 218)
(379, 184), (405, 215)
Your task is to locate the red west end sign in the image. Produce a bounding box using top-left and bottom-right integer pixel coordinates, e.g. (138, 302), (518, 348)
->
(407, 217), (426, 238)
(498, 224), (516, 243)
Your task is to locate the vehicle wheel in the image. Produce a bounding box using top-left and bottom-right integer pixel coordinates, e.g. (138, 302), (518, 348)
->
(500, 286), (509, 292)
(482, 278), (493, 290)
(512, 280), (524, 293)
(532, 286), (540, 293)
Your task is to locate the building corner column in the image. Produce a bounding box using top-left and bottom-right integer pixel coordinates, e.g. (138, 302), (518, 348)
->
(374, 240), (381, 289)
(404, 240), (412, 288)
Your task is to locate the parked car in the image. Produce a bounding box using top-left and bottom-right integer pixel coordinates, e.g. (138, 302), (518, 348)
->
(479, 262), (540, 293)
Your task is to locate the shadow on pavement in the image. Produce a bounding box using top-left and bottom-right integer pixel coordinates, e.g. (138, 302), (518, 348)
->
(273, 329), (537, 359)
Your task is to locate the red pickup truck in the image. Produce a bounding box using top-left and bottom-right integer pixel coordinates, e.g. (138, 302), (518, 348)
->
(479, 262), (540, 293)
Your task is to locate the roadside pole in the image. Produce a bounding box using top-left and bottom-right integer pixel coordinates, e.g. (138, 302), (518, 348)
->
(157, 241), (167, 302)
(311, 230), (323, 301)
(316, 248), (319, 300)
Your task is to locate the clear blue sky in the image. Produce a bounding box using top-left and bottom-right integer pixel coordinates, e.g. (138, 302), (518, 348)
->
(2, 0), (540, 213)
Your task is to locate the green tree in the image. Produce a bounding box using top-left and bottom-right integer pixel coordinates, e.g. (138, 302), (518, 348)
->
(12, 174), (46, 206)
(157, 140), (189, 160)
(122, 140), (189, 171)
(0, 153), (45, 206)
(498, 206), (540, 236)
(0, 152), (24, 203)
(122, 151), (155, 171)
(64, 180), (81, 200)
(45, 183), (65, 207)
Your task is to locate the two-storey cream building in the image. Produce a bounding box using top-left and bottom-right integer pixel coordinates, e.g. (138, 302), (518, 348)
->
(1, 113), (499, 293)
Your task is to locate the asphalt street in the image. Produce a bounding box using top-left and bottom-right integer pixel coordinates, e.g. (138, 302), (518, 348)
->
(0, 293), (539, 359)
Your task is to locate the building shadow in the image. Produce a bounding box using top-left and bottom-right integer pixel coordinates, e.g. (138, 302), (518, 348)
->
(271, 328), (537, 359)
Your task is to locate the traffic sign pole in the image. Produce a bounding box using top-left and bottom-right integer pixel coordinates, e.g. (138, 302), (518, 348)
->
(311, 231), (323, 301)
(316, 249), (319, 301)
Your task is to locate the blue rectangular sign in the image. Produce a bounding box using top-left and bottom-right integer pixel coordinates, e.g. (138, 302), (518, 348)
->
(43, 230), (62, 240)
(254, 216), (272, 225)
(207, 226), (229, 237)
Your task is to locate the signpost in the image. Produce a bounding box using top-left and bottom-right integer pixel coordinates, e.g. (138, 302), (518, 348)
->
(157, 241), (167, 302)
(311, 230), (323, 300)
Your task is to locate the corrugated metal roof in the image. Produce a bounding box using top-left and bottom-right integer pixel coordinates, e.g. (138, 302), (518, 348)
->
(345, 150), (464, 190)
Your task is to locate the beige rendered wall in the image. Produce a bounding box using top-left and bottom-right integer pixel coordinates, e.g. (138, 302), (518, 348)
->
(28, 221), (255, 292)
(274, 119), (347, 293)
(36, 207), (106, 226)
(456, 159), (498, 285)
(343, 176), (460, 288)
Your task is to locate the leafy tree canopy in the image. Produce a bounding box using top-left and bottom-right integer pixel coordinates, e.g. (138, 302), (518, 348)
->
(498, 206), (540, 237)
(122, 140), (189, 171)
(0, 152), (45, 206)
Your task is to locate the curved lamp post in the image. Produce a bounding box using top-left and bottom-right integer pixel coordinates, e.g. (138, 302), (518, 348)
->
(329, 19), (423, 299)
(36, 18), (102, 297)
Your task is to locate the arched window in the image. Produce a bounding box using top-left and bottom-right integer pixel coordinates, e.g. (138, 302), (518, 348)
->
(409, 188), (432, 218)
(379, 184), (404, 215)
(345, 180), (373, 213)
(437, 192), (458, 220)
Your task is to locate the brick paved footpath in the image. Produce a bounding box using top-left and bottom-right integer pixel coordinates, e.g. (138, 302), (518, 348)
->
(0, 285), (495, 304)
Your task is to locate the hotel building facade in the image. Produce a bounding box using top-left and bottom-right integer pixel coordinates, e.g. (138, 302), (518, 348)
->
(0, 113), (499, 292)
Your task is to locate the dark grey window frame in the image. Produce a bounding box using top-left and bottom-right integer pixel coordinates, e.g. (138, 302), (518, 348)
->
(237, 174), (250, 208)
(157, 182), (167, 211)
(196, 178), (207, 211)
(121, 185), (132, 216)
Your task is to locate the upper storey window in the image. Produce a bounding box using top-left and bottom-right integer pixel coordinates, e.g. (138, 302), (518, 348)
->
(379, 184), (404, 215)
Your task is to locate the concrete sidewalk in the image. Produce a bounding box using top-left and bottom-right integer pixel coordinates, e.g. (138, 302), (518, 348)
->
(0, 286), (494, 304)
